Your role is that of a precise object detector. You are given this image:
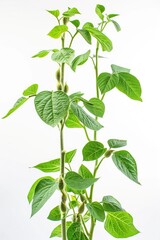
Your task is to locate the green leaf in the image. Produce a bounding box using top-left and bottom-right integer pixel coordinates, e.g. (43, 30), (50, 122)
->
(71, 102), (103, 131)
(95, 4), (105, 20)
(108, 139), (127, 148)
(84, 27), (112, 52)
(34, 91), (69, 127)
(84, 98), (105, 117)
(83, 141), (106, 161)
(78, 164), (93, 179)
(63, 8), (80, 17)
(108, 14), (120, 19)
(67, 222), (81, 240)
(23, 84), (38, 96)
(104, 211), (139, 238)
(31, 178), (58, 216)
(50, 222), (72, 238)
(116, 72), (142, 101)
(112, 150), (140, 184)
(83, 22), (94, 29)
(51, 48), (75, 65)
(71, 50), (90, 72)
(70, 20), (80, 28)
(83, 211), (91, 222)
(111, 20), (121, 32)
(32, 50), (50, 58)
(47, 10), (60, 18)
(97, 72), (119, 94)
(87, 202), (105, 222)
(111, 64), (130, 74)
(33, 158), (60, 173)
(81, 232), (89, 240)
(102, 195), (123, 212)
(65, 171), (98, 190)
(48, 25), (68, 39)
(48, 205), (61, 221)
(78, 29), (92, 44)
(65, 149), (77, 163)
(69, 92), (84, 100)
(65, 110), (83, 128)
(2, 97), (28, 119)
(27, 176), (53, 203)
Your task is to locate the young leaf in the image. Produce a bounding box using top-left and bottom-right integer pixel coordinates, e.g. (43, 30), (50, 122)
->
(47, 10), (60, 18)
(111, 64), (130, 74)
(23, 84), (38, 96)
(70, 20), (80, 28)
(50, 222), (72, 238)
(84, 27), (113, 52)
(67, 222), (81, 240)
(71, 50), (90, 72)
(78, 29), (92, 44)
(63, 8), (80, 17)
(48, 205), (61, 221)
(48, 25), (68, 39)
(116, 72), (142, 101)
(83, 211), (91, 222)
(65, 149), (77, 163)
(71, 102), (103, 131)
(51, 48), (75, 65)
(32, 50), (50, 58)
(78, 164), (93, 179)
(112, 150), (140, 184)
(84, 98), (105, 117)
(111, 20), (121, 32)
(102, 195), (123, 212)
(87, 202), (105, 222)
(34, 91), (69, 127)
(31, 178), (58, 216)
(104, 212), (139, 238)
(108, 14), (120, 19)
(95, 4), (105, 20)
(2, 97), (28, 119)
(83, 141), (106, 161)
(33, 158), (60, 173)
(65, 171), (98, 190)
(97, 72), (119, 94)
(65, 110), (83, 128)
(108, 139), (127, 148)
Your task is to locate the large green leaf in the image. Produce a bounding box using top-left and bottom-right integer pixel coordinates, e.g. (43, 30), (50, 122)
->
(63, 8), (80, 17)
(116, 72), (142, 101)
(102, 195), (123, 212)
(104, 212), (139, 238)
(97, 72), (119, 94)
(33, 158), (60, 173)
(67, 222), (81, 240)
(48, 205), (61, 221)
(47, 10), (60, 18)
(78, 29), (92, 44)
(83, 141), (106, 161)
(108, 139), (127, 148)
(34, 91), (69, 127)
(48, 25), (68, 39)
(111, 64), (130, 74)
(84, 27), (113, 52)
(51, 48), (75, 65)
(65, 110), (83, 128)
(71, 50), (90, 71)
(78, 164), (93, 179)
(50, 222), (72, 238)
(65, 171), (98, 190)
(87, 202), (105, 222)
(71, 102), (103, 131)
(2, 97), (28, 119)
(84, 98), (105, 117)
(112, 150), (140, 184)
(95, 4), (105, 20)
(23, 84), (38, 96)
(31, 178), (58, 216)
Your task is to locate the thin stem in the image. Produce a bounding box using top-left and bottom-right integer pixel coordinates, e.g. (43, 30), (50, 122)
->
(81, 216), (90, 237)
(83, 126), (91, 141)
(69, 31), (78, 48)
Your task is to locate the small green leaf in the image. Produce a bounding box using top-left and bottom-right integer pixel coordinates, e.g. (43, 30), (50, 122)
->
(83, 22), (94, 29)
(95, 4), (105, 20)
(87, 202), (105, 222)
(31, 178), (58, 216)
(48, 25), (68, 39)
(65, 110), (83, 128)
(83, 211), (91, 222)
(34, 91), (69, 127)
(69, 92), (84, 101)
(71, 102), (103, 131)
(70, 20), (80, 28)
(78, 29), (92, 44)
(67, 222), (81, 240)
(47, 10), (60, 18)
(33, 158), (60, 173)
(50, 222), (72, 238)
(51, 48), (75, 65)
(111, 20), (121, 32)
(65, 149), (77, 163)
(48, 205), (61, 221)
(23, 84), (38, 96)
(111, 64), (130, 74)
(116, 72), (142, 101)
(102, 195), (123, 212)
(108, 139), (127, 148)
(32, 50), (50, 58)
(83, 141), (106, 161)
(104, 211), (139, 238)
(78, 164), (93, 179)
(63, 8), (80, 17)
(108, 14), (120, 19)
(84, 27), (112, 52)
(112, 150), (140, 184)
(65, 171), (98, 190)
(97, 72), (119, 94)
(71, 50), (90, 71)
(84, 98), (105, 117)
(2, 97), (28, 119)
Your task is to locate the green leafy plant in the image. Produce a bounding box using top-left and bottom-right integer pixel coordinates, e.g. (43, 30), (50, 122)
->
(3, 4), (142, 240)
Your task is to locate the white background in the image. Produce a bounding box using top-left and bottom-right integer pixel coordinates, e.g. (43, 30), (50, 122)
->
(0, 0), (160, 239)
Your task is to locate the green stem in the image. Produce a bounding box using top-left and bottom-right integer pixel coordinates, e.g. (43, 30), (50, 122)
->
(69, 31), (78, 48)
(83, 126), (91, 141)
(81, 216), (90, 237)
